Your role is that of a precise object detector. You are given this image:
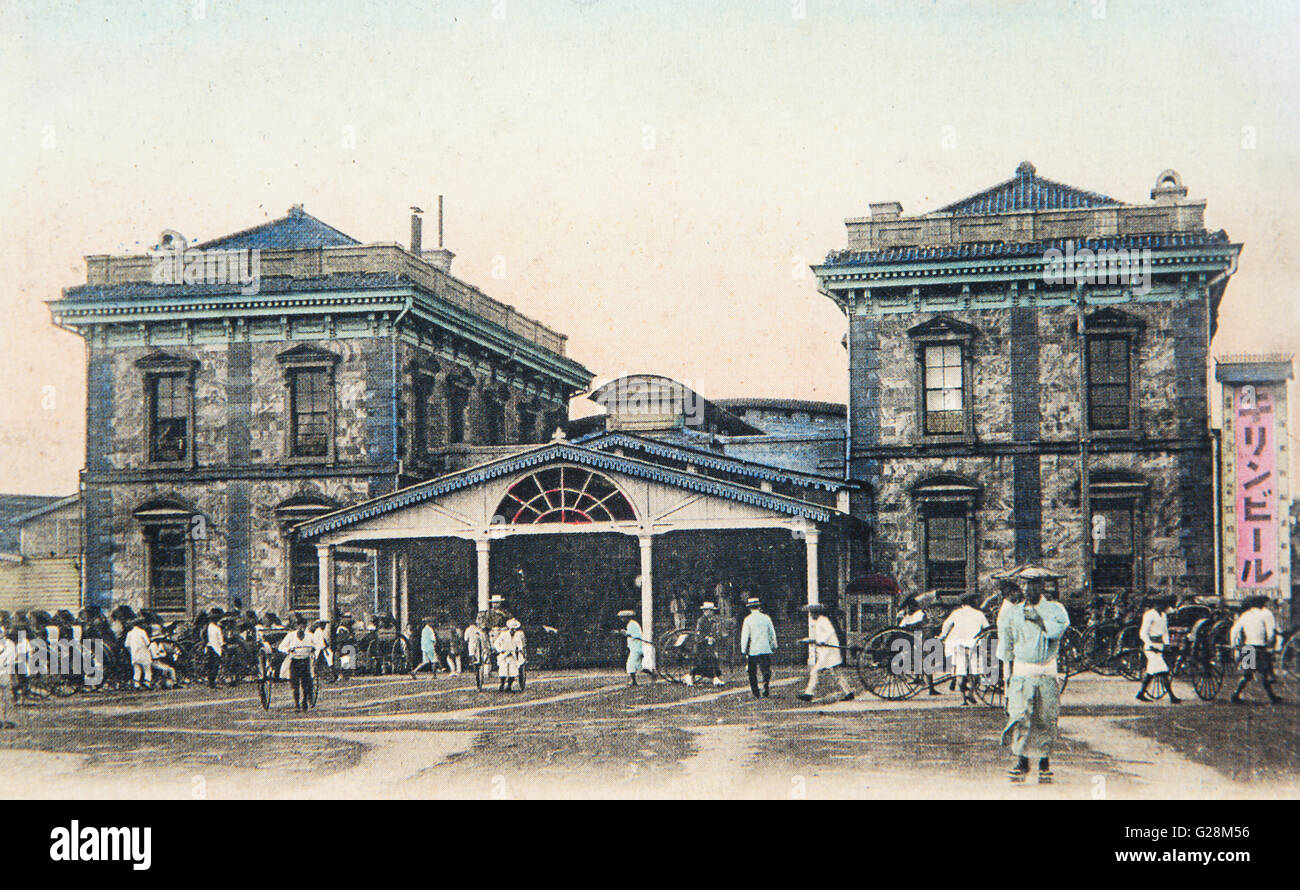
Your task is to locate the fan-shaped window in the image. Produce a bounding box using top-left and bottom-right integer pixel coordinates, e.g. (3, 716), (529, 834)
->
(495, 467), (636, 524)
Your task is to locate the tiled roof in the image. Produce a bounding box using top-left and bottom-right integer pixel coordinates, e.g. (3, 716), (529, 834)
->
(0, 494), (67, 553)
(295, 441), (844, 539)
(714, 398), (846, 417)
(936, 162), (1122, 215)
(824, 230), (1233, 267)
(194, 206), (360, 250)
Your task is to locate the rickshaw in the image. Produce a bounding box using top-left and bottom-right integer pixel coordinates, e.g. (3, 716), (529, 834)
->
(1105, 597), (1225, 700)
(255, 627), (319, 710)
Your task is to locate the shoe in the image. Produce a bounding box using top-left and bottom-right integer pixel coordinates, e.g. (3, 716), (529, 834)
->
(762, 689), (769, 698)
(1136, 692), (1152, 702)
(841, 693), (855, 702)
(683, 676), (694, 687)
(797, 692), (813, 701)
(1008, 765), (1029, 783)
(928, 688), (941, 696)
(1230, 694), (1244, 704)
(712, 678), (724, 687)
(1038, 768), (1054, 784)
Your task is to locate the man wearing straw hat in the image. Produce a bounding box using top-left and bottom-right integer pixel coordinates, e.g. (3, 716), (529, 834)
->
(687, 602), (725, 687)
(617, 609), (649, 686)
(798, 603), (855, 702)
(739, 596), (777, 698)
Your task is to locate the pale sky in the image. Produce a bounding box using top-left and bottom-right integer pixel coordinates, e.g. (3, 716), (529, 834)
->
(2, 0), (1298, 496)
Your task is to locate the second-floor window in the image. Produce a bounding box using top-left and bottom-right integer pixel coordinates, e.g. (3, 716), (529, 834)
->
(1087, 335), (1131, 431)
(148, 373), (190, 463)
(923, 344), (964, 434)
(289, 369), (331, 458)
(447, 384), (469, 444)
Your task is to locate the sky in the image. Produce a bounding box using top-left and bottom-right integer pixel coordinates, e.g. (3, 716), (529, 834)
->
(1, 0), (1298, 496)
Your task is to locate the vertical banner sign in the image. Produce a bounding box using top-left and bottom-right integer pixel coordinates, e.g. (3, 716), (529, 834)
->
(1234, 385), (1277, 587)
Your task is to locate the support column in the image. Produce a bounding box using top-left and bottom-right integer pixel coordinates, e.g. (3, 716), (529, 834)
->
(805, 528), (820, 666)
(476, 538), (491, 613)
(315, 543), (336, 624)
(639, 535), (655, 671)
(398, 552), (410, 635)
(389, 549), (400, 618)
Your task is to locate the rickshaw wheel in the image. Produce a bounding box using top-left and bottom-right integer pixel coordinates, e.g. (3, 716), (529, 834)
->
(655, 629), (697, 684)
(1278, 634), (1300, 699)
(856, 628), (925, 701)
(1190, 658), (1223, 701)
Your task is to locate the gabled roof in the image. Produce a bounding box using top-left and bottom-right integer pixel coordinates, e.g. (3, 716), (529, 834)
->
(194, 206), (360, 250)
(574, 430), (851, 492)
(936, 162), (1122, 216)
(295, 441), (847, 539)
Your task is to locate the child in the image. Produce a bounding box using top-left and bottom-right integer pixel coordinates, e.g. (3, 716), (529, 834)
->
(125, 620), (153, 690)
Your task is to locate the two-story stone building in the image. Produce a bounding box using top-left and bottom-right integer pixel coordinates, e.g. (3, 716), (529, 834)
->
(813, 163), (1242, 608)
(49, 206), (592, 619)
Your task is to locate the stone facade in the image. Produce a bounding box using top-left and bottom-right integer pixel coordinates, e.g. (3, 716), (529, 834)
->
(54, 208), (591, 617)
(814, 164), (1241, 606)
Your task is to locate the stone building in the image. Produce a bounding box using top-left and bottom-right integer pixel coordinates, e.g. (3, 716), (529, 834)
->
(813, 163), (1242, 608)
(49, 206), (591, 618)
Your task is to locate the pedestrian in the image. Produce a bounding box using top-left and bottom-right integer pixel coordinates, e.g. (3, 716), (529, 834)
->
(687, 602), (724, 688)
(464, 614), (490, 685)
(411, 616), (439, 677)
(204, 608), (225, 689)
(0, 628), (16, 728)
(495, 618), (526, 692)
(797, 603), (854, 702)
(1230, 595), (1283, 704)
(898, 595), (939, 696)
(124, 620), (153, 690)
(617, 609), (647, 686)
(994, 582), (1023, 688)
(442, 615), (463, 674)
(148, 637), (178, 688)
(996, 585), (1070, 783)
(278, 615), (317, 710)
(1136, 594), (1180, 704)
(739, 596), (777, 699)
(940, 594), (989, 704)
(669, 593), (686, 631)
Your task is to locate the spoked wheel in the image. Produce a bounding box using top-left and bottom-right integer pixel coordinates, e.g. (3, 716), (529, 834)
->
(1084, 622), (1122, 676)
(257, 649), (273, 710)
(974, 677), (1005, 709)
(1275, 634), (1300, 699)
(517, 665), (526, 692)
(856, 628), (926, 701)
(1111, 625), (1145, 681)
(1189, 657), (1224, 701)
(655, 629), (698, 684)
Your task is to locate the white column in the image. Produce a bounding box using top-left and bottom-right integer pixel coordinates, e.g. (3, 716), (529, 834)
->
(805, 528), (820, 666)
(389, 549), (400, 618)
(398, 552), (410, 635)
(476, 538), (491, 613)
(639, 535), (655, 671)
(316, 543), (336, 624)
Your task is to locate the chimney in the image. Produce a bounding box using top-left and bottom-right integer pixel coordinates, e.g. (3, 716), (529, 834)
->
(869, 202), (903, 219)
(409, 206), (424, 253)
(421, 194), (455, 272)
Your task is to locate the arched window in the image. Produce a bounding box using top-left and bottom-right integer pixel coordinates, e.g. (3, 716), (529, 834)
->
(494, 467), (636, 524)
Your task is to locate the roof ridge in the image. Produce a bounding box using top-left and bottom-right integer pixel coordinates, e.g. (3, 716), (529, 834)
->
(935, 164), (1123, 215)
(193, 205), (360, 250)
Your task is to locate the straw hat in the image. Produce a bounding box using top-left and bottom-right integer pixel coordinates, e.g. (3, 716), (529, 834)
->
(745, 597), (761, 608)
(506, 618), (521, 629)
(700, 601), (717, 611)
(616, 609), (636, 619)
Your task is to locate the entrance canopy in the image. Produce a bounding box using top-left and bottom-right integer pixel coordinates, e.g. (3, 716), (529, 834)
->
(295, 440), (863, 668)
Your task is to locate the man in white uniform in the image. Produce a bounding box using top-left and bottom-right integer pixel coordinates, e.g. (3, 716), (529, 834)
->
(797, 603), (854, 702)
(940, 594), (989, 704)
(1136, 595), (1180, 704)
(1230, 596), (1282, 704)
(495, 618), (526, 692)
(125, 620), (152, 690)
(618, 609), (647, 686)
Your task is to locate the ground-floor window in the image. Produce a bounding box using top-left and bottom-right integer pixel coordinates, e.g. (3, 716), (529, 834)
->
(289, 542), (320, 612)
(1092, 499), (1138, 596)
(145, 523), (188, 612)
(923, 507), (968, 599)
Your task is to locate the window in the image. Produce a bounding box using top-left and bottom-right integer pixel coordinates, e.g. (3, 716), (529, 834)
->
(908, 315), (977, 442)
(1087, 335), (1131, 431)
(494, 467), (637, 524)
(412, 374), (434, 458)
(516, 405), (537, 444)
(289, 369), (331, 458)
(923, 345), (964, 434)
(289, 542), (320, 612)
(447, 384), (469, 444)
(147, 373), (190, 463)
(484, 395), (505, 444)
(924, 508), (968, 598)
(145, 523), (188, 612)
(1092, 500), (1137, 596)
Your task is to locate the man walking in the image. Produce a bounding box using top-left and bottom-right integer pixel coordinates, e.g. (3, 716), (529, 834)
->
(410, 616), (439, 677)
(739, 596), (777, 699)
(1230, 595), (1283, 704)
(618, 609), (648, 686)
(204, 608), (225, 689)
(997, 585), (1070, 784)
(1136, 595), (1180, 704)
(278, 615), (318, 710)
(940, 594), (989, 704)
(688, 602), (725, 687)
(798, 603), (854, 702)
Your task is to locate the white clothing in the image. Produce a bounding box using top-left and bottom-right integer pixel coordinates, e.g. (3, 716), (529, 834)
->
(206, 621), (224, 656)
(808, 615), (843, 670)
(1230, 607), (1277, 648)
(1139, 608), (1169, 675)
(899, 609), (925, 628)
(494, 628), (525, 678)
(124, 626), (152, 665)
(0, 638), (14, 686)
(941, 605), (989, 674)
